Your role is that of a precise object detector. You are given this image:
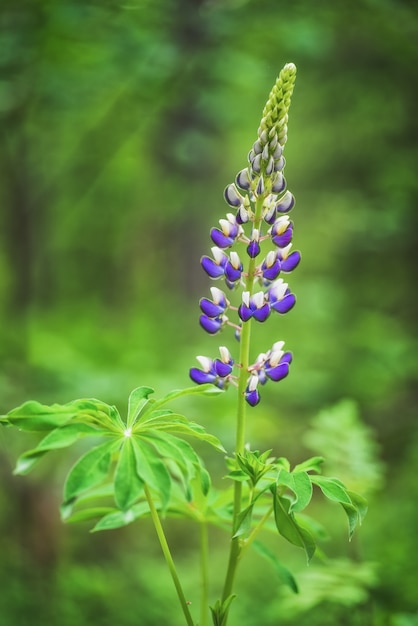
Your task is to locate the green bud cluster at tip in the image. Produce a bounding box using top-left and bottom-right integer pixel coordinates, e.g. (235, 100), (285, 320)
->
(259, 62), (297, 147)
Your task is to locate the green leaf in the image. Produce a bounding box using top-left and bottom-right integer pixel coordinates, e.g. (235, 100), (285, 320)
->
(233, 503), (254, 538)
(252, 541), (299, 593)
(63, 440), (117, 505)
(210, 595), (236, 626)
(6, 401), (77, 431)
(311, 475), (352, 504)
(272, 489), (316, 562)
(114, 438), (145, 510)
(91, 502), (150, 532)
(64, 507), (116, 524)
(293, 456), (324, 474)
(132, 438), (171, 510)
(347, 490), (368, 524)
(277, 469), (313, 513)
(126, 387), (155, 428)
(152, 417), (226, 452)
(138, 384), (223, 421)
(14, 423), (106, 475)
(341, 491), (368, 539)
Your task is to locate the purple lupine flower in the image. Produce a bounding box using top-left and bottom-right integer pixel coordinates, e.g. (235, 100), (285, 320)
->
(200, 287), (229, 318)
(264, 342), (292, 381)
(268, 279), (296, 314)
(238, 291), (270, 323)
(189, 347), (234, 389)
(246, 229), (261, 258)
(190, 356), (218, 385)
(191, 63), (299, 406)
(271, 216), (293, 248)
(244, 341), (292, 403)
(201, 246), (228, 278)
(261, 250), (281, 282)
(225, 251), (243, 285)
(276, 244), (301, 273)
(245, 374), (260, 407)
(211, 214), (241, 249)
(199, 314), (226, 334)
(213, 346), (234, 377)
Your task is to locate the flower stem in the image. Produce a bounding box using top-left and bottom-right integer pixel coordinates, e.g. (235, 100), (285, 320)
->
(221, 193), (265, 609)
(200, 521), (209, 626)
(144, 485), (195, 626)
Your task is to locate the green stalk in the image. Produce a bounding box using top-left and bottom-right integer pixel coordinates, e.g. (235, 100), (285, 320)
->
(144, 485), (195, 626)
(221, 193), (265, 607)
(200, 521), (209, 626)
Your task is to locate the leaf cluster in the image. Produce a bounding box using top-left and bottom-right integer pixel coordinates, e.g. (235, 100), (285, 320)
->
(0, 385), (224, 532)
(227, 450), (367, 565)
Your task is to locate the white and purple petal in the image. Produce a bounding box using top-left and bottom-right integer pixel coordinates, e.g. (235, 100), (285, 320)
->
(213, 359), (233, 377)
(265, 361), (289, 382)
(280, 250), (301, 272)
(199, 315), (223, 334)
(270, 292), (296, 314)
(189, 368), (217, 385)
(275, 191), (295, 213)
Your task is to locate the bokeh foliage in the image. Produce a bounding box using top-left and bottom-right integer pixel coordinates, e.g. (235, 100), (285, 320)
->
(1, 0), (418, 625)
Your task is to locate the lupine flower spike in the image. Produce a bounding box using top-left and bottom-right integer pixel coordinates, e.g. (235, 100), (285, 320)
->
(190, 63), (299, 405)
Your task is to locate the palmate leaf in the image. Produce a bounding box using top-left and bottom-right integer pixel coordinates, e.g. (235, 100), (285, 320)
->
(114, 438), (145, 510)
(92, 502), (150, 532)
(126, 387), (155, 428)
(3, 398), (124, 432)
(14, 423), (107, 475)
(4, 384), (225, 531)
(63, 440), (119, 506)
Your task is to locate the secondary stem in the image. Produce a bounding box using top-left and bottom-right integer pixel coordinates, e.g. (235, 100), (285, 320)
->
(144, 485), (195, 626)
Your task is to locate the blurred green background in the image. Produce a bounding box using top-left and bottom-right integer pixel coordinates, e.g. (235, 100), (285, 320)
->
(1, 0), (417, 624)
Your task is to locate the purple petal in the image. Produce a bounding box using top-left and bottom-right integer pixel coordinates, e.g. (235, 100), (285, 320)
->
(238, 304), (253, 322)
(271, 293), (296, 314)
(190, 368), (216, 384)
(200, 298), (224, 317)
(247, 241), (261, 258)
(262, 259), (281, 281)
(225, 262), (242, 282)
(280, 251), (301, 272)
(265, 362), (289, 382)
(213, 359), (233, 377)
(199, 315), (222, 334)
(245, 388), (260, 406)
(281, 352), (293, 365)
(211, 228), (235, 248)
(201, 256), (225, 278)
(253, 303), (271, 322)
(272, 227), (293, 248)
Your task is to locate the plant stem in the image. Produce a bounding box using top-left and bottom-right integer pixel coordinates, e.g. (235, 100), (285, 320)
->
(221, 193), (265, 608)
(144, 485), (195, 626)
(241, 503), (274, 555)
(200, 521), (209, 626)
